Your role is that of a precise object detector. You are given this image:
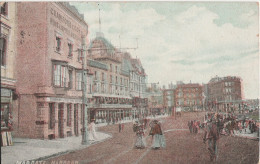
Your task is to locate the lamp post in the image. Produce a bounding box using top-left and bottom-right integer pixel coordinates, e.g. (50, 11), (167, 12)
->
(81, 36), (88, 145)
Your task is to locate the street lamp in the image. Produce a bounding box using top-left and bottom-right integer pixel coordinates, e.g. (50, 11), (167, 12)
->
(81, 36), (88, 145)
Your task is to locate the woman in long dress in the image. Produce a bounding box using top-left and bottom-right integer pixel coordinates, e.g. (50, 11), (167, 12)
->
(88, 119), (98, 141)
(135, 123), (146, 149)
(151, 120), (166, 149)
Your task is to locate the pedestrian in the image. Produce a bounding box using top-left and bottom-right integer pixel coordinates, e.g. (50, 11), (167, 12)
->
(190, 120), (194, 133)
(88, 119), (98, 141)
(119, 121), (122, 133)
(203, 118), (220, 162)
(151, 120), (166, 149)
(135, 122), (146, 149)
(188, 121), (192, 133)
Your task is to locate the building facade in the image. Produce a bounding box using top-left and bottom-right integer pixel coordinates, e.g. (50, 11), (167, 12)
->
(14, 2), (89, 139)
(175, 83), (203, 111)
(147, 84), (164, 115)
(1, 2), (18, 135)
(162, 89), (175, 115)
(87, 32), (133, 123)
(207, 76), (244, 112)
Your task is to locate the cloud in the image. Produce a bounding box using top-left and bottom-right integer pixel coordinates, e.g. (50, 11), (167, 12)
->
(73, 2), (259, 99)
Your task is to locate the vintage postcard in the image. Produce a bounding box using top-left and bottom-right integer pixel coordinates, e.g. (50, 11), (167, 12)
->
(1, 1), (259, 164)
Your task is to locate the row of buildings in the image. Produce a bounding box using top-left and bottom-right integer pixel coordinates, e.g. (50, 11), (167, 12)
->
(160, 76), (257, 115)
(1, 2), (148, 140)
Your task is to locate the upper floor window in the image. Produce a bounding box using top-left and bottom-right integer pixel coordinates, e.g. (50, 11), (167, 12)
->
(76, 71), (82, 90)
(1, 3), (8, 16)
(78, 48), (82, 62)
(102, 72), (104, 81)
(68, 43), (73, 57)
(53, 64), (67, 87)
(110, 64), (112, 72)
(0, 37), (7, 66)
(115, 66), (118, 73)
(56, 37), (61, 52)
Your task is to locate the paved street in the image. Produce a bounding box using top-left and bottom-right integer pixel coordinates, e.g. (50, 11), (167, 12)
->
(45, 112), (259, 164)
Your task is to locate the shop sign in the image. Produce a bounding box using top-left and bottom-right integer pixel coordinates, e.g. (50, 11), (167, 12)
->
(47, 97), (82, 103)
(1, 88), (11, 97)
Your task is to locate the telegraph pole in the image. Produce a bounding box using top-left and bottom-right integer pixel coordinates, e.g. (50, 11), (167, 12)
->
(81, 36), (88, 145)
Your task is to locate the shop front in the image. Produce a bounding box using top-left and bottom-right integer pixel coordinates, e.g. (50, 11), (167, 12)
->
(1, 88), (15, 146)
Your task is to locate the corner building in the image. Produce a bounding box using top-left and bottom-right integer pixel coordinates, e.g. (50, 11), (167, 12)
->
(14, 2), (89, 139)
(87, 33), (133, 123)
(207, 76), (244, 112)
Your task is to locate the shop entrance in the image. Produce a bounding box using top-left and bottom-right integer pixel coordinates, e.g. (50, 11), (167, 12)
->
(74, 104), (78, 136)
(58, 104), (64, 138)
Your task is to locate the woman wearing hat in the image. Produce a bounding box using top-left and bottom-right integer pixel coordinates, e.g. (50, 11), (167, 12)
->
(150, 120), (166, 149)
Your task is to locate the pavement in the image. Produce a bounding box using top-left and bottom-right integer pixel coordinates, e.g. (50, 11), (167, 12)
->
(1, 114), (169, 164)
(1, 131), (111, 164)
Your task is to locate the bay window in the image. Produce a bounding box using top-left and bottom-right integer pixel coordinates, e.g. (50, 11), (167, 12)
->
(53, 64), (67, 87)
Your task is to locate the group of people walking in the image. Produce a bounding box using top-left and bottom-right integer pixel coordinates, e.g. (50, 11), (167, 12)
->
(133, 119), (166, 150)
(187, 120), (201, 134)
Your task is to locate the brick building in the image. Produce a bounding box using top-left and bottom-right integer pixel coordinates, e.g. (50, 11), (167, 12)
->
(175, 83), (203, 111)
(1, 2), (18, 136)
(207, 76), (244, 112)
(14, 2), (89, 139)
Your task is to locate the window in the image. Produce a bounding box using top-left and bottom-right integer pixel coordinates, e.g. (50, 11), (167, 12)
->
(1, 3), (8, 16)
(78, 48), (82, 62)
(102, 72), (104, 81)
(76, 71), (82, 90)
(116, 76), (118, 84)
(110, 64), (112, 72)
(110, 75), (112, 83)
(68, 70), (73, 89)
(56, 37), (61, 52)
(53, 64), (67, 87)
(49, 103), (55, 129)
(67, 104), (72, 127)
(116, 66), (118, 73)
(0, 37), (7, 66)
(68, 43), (73, 57)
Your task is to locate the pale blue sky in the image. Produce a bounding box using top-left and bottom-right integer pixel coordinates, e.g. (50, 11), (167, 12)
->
(71, 2), (259, 99)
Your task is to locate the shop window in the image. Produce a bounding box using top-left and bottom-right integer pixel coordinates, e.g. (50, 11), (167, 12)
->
(0, 37), (7, 66)
(67, 104), (72, 127)
(56, 36), (61, 52)
(1, 104), (10, 129)
(1, 3), (8, 16)
(49, 103), (55, 129)
(53, 64), (67, 87)
(68, 43), (73, 57)
(76, 71), (82, 90)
